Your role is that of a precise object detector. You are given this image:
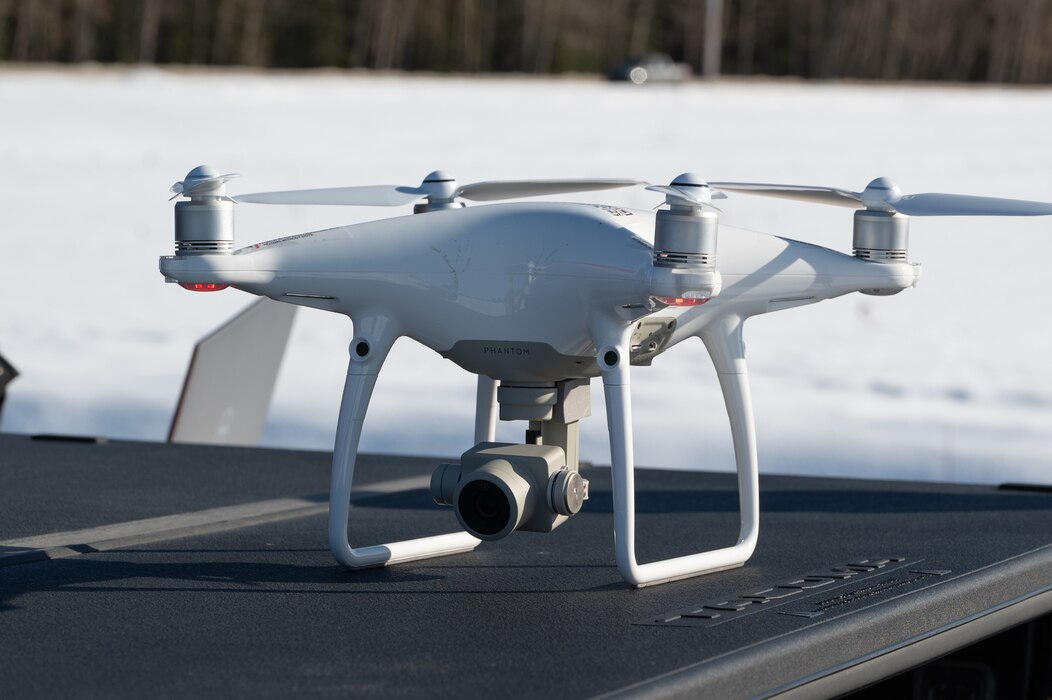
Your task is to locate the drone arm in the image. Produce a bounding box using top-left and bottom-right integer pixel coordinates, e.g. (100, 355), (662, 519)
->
(598, 313), (759, 587)
(329, 315), (481, 569)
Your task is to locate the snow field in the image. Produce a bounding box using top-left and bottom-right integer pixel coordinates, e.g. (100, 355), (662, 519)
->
(1, 67), (1050, 484)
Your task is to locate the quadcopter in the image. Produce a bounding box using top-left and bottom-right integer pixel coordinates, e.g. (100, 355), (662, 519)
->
(161, 165), (1052, 587)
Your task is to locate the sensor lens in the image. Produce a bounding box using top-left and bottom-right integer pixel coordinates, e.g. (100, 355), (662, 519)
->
(457, 479), (511, 537)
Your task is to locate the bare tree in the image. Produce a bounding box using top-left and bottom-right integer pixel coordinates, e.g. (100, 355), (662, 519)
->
(736, 0), (757, 74)
(211, 0), (241, 65)
(2, 0), (1052, 84)
(70, 0), (100, 62)
(240, 0), (267, 67)
(703, 0), (723, 78)
(372, 0), (418, 70)
(138, 0), (163, 63)
(629, 0), (655, 57)
(521, 0), (566, 73)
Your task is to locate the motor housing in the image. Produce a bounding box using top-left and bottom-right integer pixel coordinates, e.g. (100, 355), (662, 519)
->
(650, 206), (722, 304)
(175, 198), (235, 255)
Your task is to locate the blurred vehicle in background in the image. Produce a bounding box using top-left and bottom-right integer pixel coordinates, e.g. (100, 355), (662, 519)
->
(608, 53), (691, 84)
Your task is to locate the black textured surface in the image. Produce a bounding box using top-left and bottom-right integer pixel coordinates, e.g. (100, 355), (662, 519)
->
(0, 433), (431, 539)
(2, 436), (1052, 698)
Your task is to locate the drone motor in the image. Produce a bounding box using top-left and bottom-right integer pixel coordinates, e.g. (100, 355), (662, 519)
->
(853, 210), (910, 262)
(646, 173), (723, 306)
(170, 165), (237, 256)
(850, 177), (911, 263)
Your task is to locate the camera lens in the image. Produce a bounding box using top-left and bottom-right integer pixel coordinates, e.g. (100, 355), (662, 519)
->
(458, 479), (511, 537)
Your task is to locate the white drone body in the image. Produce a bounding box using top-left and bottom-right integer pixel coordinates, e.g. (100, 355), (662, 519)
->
(161, 167), (1052, 587)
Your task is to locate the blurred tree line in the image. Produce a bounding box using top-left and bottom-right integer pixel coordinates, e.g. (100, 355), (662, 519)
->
(2, 0), (1050, 83)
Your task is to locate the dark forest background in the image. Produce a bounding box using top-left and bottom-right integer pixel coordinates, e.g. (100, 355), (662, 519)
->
(2, 0), (1051, 84)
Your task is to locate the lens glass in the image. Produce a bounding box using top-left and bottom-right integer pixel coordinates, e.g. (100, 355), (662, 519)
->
(458, 479), (512, 537)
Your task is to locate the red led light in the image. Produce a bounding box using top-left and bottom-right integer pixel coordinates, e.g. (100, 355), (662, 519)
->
(654, 296), (708, 307)
(179, 282), (229, 292)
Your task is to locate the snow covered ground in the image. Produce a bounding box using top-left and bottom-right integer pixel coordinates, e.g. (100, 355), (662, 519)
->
(1, 67), (1050, 485)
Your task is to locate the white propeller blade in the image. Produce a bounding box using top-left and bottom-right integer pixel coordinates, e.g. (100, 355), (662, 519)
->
(646, 173), (728, 210)
(170, 172), (240, 199)
(709, 182), (862, 209)
(645, 184), (728, 206)
(710, 179), (1052, 217)
(233, 177), (644, 207)
(457, 179), (644, 202)
(234, 186), (423, 207)
(892, 192), (1052, 217)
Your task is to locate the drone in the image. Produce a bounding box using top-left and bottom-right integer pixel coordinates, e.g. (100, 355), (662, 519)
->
(161, 165), (1052, 587)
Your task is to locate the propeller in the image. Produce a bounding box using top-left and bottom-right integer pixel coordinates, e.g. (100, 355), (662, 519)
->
(709, 177), (1052, 217)
(170, 165), (239, 201)
(234, 171), (645, 207)
(646, 172), (727, 209)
